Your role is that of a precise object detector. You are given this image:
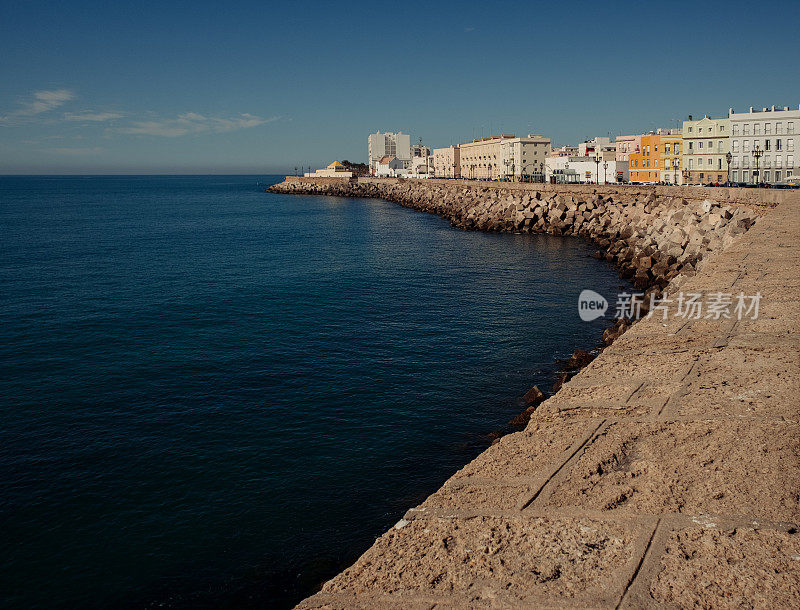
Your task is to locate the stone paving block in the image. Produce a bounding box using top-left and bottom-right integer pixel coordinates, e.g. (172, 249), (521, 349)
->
(539, 420), (800, 522)
(648, 527), (800, 609)
(570, 350), (697, 387)
(318, 515), (649, 608)
(415, 419), (598, 513)
(672, 346), (800, 419)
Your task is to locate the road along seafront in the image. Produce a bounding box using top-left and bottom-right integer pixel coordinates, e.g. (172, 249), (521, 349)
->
(269, 177), (799, 609)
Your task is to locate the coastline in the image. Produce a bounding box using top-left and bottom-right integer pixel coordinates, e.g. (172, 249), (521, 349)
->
(268, 177), (798, 608)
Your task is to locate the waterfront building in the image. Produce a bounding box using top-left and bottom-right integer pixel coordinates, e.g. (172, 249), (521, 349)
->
(303, 161), (353, 178)
(374, 155), (405, 177)
(549, 145), (579, 157)
(578, 137), (615, 160)
(681, 115), (730, 184)
(409, 144), (433, 176)
(659, 130), (682, 184)
(368, 131), (411, 175)
(545, 156), (628, 184)
(629, 134), (660, 183)
(460, 134), (551, 181)
(728, 104), (799, 185)
(615, 134), (643, 163)
(433, 145), (460, 178)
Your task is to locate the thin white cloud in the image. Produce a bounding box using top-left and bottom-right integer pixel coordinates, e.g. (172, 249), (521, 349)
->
(64, 111), (125, 122)
(0, 89), (76, 124)
(42, 146), (105, 156)
(114, 112), (279, 137)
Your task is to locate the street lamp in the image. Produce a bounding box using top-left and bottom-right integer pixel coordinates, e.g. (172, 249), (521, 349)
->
(603, 161), (608, 185)
(594, 154), (601, 184)
(751, 145), (763, 187)
(725, 151), (732, 186)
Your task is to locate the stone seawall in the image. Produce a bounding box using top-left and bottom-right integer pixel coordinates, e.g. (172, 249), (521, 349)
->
(267, 178), (799, 608)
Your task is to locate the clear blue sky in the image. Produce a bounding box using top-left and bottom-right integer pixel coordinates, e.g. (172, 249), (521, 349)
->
(1, 0), (797, 174)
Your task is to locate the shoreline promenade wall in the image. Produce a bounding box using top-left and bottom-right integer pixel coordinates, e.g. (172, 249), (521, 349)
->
(269, 178), (800, 609)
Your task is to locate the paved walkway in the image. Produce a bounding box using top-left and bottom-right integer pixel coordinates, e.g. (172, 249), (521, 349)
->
(298, 194), (800, 609)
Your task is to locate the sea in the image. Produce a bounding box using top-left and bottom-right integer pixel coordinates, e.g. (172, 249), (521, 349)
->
(0, 175), (630, 608)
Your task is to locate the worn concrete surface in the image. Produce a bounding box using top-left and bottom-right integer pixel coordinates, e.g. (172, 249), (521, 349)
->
(296, 189), (799, 609)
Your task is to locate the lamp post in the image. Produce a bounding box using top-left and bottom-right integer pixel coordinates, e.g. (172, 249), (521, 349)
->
(539, 161), (544, 183)
(725, 151), (732, 186)
(603, 161), (608, 185)
(594, 154), (601, 184)
(751, 145), (763, 187)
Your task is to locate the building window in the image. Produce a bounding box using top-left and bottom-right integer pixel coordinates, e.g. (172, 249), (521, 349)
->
(765, 139), (771, 151)
(733, 124), (739, 135)
(789, 122), (795, 134)
(699, 141), (703, 149)
(788, 139), (795, 151)
(777, 139), (783, 151)
(689, 159), (694, 169)
(733, 170), (739, 182)
(776, 156), (782, 167)
(744, 124), (750, 135)
(776, 171), (782, 181)
(689, 142), (693, 151)
(765, 123), (772, 135)
(755, 124), (762, 136)
(789, 155), (795, 168)
(744, 140), (750, 152)
(688, 127), (693, 133)
(732, 140), (739, 152)
(743, 170), (749, 182)
(720, 125), (725, 132)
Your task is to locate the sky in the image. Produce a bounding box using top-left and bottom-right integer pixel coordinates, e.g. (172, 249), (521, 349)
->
(1, 0), (798, 174)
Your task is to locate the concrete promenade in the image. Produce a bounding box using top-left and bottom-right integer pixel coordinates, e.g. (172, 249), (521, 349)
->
(296, 188), (799, 609)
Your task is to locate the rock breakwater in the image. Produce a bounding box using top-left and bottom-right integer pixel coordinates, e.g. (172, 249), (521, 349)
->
(269, 178), (760, 301)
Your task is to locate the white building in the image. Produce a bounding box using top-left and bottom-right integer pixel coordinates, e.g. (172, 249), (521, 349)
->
(374, 155), (405, 177)
(545, 156), (628, 184)
(460, 134), (551, 181)
(729, 104), (799, 185)
(578, 137), (615, 160)
(368, 131), (411, 175)
(409, 144), (433, 176)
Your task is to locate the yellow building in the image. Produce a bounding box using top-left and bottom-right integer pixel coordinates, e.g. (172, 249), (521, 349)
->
(659, 131), (682, 184)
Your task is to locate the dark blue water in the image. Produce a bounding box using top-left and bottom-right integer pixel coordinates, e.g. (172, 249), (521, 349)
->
(0, 176), (628, 608)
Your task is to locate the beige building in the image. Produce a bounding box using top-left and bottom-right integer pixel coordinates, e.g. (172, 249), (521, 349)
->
(460, 134), (551, 181)
(433, 145), (460, 178)
(682, 115), (730, 184)
(304, 161), (353, 178)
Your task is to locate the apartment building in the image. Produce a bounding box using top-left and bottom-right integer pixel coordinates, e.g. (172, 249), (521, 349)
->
(681, 115), (729, 184)
(659, 130), (682, 184)
(368, 131), (411, 175)
(629, 134), (661, 183)
(729, 105), (799, 185)
(459, 134), (551, 181)
(433, 145), (460, 178)
(615, 134), (642, 162)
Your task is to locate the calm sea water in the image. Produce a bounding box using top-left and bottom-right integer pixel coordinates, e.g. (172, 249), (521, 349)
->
(0, 175), (629, 608)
